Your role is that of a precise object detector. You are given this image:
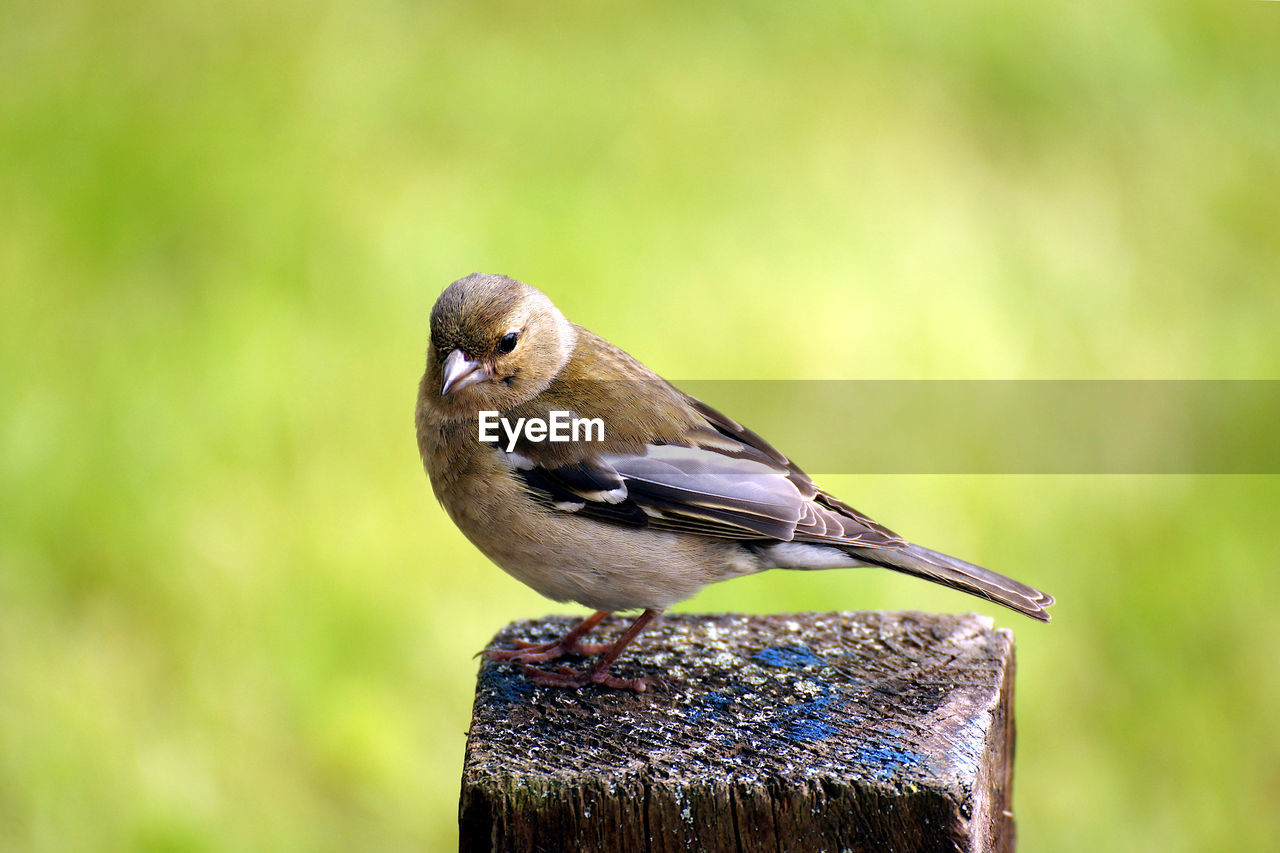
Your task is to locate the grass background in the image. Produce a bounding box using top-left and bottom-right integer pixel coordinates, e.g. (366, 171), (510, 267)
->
(3, 1), (1279, 849)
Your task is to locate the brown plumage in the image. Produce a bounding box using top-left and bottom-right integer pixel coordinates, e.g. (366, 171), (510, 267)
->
(416, 273), (1054, 691)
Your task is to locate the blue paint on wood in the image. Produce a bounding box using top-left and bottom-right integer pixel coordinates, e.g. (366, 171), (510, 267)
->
(684, 680), (842, 744)
(854, 740), (926, 781)
(740, 645), (848, 743)
(684, 690), (736, 725)
(479, 662), (536, 705)
(785, 716), (838, 743)
(751, 645), (826, 669)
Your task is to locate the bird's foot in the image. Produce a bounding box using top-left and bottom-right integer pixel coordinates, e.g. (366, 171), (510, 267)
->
(479, 636), (611, 664)
(520, 663), (650, 692)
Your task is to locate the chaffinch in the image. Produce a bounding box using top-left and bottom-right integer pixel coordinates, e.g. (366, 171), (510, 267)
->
(416, 273), (1053, 691)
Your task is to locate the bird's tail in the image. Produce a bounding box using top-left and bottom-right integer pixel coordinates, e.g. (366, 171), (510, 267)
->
(851, 543), (1055, 622)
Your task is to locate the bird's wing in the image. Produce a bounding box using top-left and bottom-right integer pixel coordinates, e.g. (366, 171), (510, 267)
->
(505, 396), (906, 549)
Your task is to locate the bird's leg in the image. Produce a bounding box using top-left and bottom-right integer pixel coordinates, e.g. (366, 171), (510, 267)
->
(521, 609), (662, 692)
(481, 610), (613, 663)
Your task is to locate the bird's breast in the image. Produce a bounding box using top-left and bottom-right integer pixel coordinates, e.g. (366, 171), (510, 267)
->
(428, 441), (759, 611)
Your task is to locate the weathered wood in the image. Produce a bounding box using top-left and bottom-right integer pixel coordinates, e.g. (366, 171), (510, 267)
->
(461, 611), (1018, 853)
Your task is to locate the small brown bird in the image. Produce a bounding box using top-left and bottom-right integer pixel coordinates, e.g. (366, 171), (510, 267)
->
(417, 273), (1053, 691)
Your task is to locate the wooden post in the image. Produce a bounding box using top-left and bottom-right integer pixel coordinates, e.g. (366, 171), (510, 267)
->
(460, 611), (1018, 853)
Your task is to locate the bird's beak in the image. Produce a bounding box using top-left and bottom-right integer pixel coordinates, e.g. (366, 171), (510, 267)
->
(440, 348), (491, 396)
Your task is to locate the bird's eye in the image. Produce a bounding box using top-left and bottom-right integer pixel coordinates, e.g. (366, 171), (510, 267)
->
(498, 332), (519, 354)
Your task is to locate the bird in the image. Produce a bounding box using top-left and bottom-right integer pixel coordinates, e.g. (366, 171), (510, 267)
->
(416, 273), (1053, 691)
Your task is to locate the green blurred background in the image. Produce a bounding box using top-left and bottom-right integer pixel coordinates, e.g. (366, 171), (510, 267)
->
(3, 1), (1278, 850)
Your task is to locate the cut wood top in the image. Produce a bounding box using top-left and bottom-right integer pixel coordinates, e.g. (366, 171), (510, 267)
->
(465, 610), (1014, 798)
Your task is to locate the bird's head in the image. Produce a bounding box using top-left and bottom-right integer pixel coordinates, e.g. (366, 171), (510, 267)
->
(424, 273), (578, 419)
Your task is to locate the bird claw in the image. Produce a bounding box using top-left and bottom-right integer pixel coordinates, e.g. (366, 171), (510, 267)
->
(520, 663), (649, 692)
(478, 637), (611, 663)
(479, 610), (659, 692)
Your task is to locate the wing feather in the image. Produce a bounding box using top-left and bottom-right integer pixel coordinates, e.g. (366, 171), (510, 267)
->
(507, 396), (905, 549)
